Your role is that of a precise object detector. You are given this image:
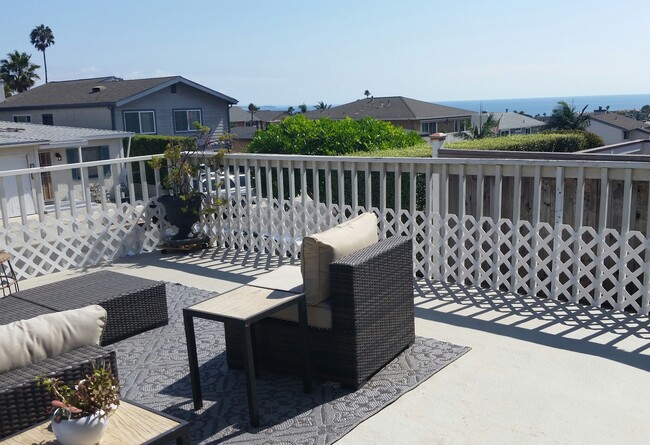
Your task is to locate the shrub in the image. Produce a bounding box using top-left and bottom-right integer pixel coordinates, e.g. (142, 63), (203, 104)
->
(129, 135), (193, 157)
(446, 133), (587, 152)
(128, 135), (195, 185)
(539, 129), (604, 149)
(248, 115), (423, 155)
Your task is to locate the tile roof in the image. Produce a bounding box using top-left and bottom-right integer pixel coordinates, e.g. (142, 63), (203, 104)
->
(0, 76), (237, 110)
(0, 120), (132, 147)
(303, 96), (474, 121)
(589, 113), (650, 131)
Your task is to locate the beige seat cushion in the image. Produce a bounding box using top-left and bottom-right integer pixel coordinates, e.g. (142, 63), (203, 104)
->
(301, 213), (378, 304)
(272, 298), (332, 330)
(0, 305), (107, 373)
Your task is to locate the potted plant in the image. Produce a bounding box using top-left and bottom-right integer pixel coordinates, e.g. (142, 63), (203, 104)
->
(148, 122), (225, 241)
(38, 367), (120, 445)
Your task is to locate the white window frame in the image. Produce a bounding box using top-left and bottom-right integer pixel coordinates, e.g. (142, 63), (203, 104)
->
(13, 115), (31, 123)
(173, 109), (202, 133)
(123, 111), (156, 134)
(420, 121), (436, 134)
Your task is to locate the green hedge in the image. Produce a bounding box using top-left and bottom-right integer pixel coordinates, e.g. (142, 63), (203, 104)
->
(446, 133), (588, 152)
(248, 115), (423, 155)
(128, 135), (194, 184)
(128, 135), (193, 157)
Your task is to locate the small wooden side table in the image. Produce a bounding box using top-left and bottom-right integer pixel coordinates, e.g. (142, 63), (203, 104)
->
(183, 285), (312, 427)
(1, 399), (190, 445)
(0, 251), (18, 297)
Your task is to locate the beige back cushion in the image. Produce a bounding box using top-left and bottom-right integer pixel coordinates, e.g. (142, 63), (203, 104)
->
(0, 305), (107, 373)
(301, 212), (378, 304)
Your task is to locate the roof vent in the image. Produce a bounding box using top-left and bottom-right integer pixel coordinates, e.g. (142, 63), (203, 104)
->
(91, 85), (106, 93)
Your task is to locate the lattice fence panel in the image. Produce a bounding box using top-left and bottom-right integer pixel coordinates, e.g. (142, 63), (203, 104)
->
(1, 200), (164, 281)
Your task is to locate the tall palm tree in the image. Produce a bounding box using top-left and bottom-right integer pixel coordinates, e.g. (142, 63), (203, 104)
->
(0, 51), (40, 95)
(247, 103), (260, 127)
(30, 24), (55, 83)
(286, 106), (295, 115)
(298, 103), (308, 114)
(545, 101), (590, 131)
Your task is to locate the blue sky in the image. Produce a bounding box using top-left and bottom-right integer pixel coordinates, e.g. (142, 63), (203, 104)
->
(2, 0), (649, 107)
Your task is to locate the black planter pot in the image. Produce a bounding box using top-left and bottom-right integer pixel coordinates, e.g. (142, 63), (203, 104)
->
(157, 194), (203, 240)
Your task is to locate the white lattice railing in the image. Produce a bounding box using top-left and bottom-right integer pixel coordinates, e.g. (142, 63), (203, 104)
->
(2, 153), (650, 314)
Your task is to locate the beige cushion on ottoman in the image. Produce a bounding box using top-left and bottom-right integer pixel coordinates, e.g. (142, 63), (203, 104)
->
(301, 213), (378, 305)
(0, 304), (107, 373)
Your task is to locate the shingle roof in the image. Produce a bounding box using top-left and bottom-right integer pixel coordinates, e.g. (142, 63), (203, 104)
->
(0, 120), (132, 147)
(303, 96), (473, 121)
(589, 113), (650, 131)
(0, 76), (237, 110)
(229, 107), (289, 123)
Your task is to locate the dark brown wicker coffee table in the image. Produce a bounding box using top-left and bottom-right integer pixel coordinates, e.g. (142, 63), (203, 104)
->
(183, 285), (312, 427)
(10, 270), (168, 345)
(2, 399), (190, 445)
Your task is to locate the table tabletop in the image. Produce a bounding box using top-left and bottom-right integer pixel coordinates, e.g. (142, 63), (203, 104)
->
(2, 400), (188, 445)
(186, 285), (305, 321)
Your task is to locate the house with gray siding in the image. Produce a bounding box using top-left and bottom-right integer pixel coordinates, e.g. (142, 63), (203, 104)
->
(588, 113), (650, 145)
(0, 76), (237, 136)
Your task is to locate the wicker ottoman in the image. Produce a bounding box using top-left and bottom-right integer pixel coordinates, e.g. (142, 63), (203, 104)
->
(11, 271), (167, 345)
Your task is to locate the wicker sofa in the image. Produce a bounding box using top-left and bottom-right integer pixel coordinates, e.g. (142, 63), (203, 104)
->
(225, 235), (415, 388)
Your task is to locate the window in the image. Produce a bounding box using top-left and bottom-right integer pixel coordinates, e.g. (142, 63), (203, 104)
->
(174, 109), (202, 132)
(13, 115), (31, 123)
(66, 146), (110, 180)
(623, 131), (630, 140)
(42, 114), (54, 125)
(420, 122), (436, 134)
(123, 111), (155, 134)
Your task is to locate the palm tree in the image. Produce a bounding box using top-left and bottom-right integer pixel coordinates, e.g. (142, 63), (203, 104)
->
(286, 106), (295, 115)
(247, 103), (259, 127)
(0, 51), (40, 95)
(456, 113), (501, 140)
(314, 101), (331, 110)
(30, 24), (55, 83)
(545, 101), (590, 130)
(298, 103), (308, 114)
(364, 90), (371, 98)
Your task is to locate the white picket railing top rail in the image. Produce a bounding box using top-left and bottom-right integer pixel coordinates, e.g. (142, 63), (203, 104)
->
(0, 155), (156, 178)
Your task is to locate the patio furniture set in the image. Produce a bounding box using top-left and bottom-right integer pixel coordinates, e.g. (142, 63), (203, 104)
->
(0, 212), (415, 441)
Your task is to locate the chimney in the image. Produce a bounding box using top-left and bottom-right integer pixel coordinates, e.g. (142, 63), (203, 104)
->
(430, 132), (447, 157)
(0, 80), (5, 102)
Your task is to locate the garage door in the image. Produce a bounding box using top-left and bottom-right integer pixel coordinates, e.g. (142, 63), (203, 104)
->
(0, 155), (36, 218)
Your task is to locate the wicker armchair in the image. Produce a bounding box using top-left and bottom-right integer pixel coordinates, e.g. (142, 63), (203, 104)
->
(225, 236), (414, 388)
(0, 345), (118, 438)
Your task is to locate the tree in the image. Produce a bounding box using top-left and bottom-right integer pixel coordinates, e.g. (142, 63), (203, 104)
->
(298, 103), (308, 113)
(314, 101), (331, 110)
(30, 24), (55, 83)
(641, 105), (650, 114)
(287, 106), (295, 115)
(545, 101), (590, 131)
(364, 90), (371, 98)
(456, 113), (501, 140)
(247, 103), (259, 127)
(0, 51), (40, 95)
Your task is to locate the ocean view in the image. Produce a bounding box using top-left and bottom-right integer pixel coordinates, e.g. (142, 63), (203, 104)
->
(260, 94), (650, 116)
(438, 94), (650, 117)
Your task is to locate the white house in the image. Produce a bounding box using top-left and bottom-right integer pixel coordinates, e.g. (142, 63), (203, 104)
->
(0, 121), (132, 217)
(471, 112), (546, 136)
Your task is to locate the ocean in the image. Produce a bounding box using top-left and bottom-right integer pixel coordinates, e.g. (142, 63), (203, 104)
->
(261, 94), (650, 117)
(438, 94), (650, 117)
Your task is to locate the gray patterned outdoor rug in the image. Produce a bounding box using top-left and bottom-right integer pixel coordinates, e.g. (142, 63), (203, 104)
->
(114, 283), (470, 444)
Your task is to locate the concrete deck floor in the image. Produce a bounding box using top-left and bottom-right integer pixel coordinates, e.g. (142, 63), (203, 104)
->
(19, 249), (650, 445)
